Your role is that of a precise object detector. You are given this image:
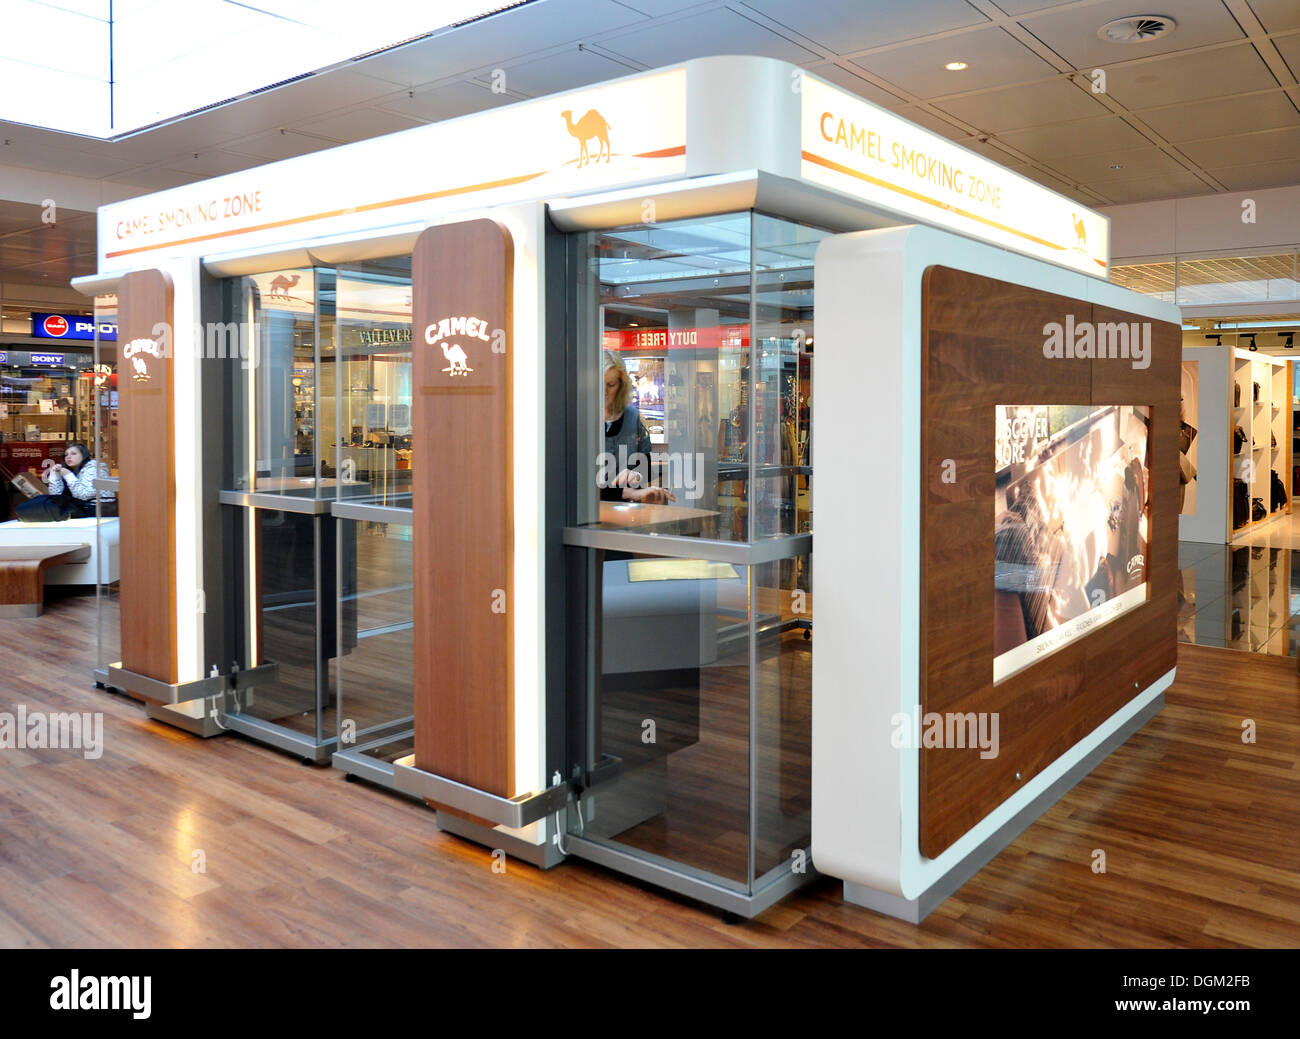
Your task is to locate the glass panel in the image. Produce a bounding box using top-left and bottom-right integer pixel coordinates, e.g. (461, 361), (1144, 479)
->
(751, 213), (824, 538)
(94, 293), (120, 673)
(331, 257), (413, 507)
(228, 267), (324, 497)
(236, 508), (345, 746)
(578, 550), (752, 887)
(581, 214), (753, 540)
(752, 552), (811, 877)
(336, 517), (414, 760)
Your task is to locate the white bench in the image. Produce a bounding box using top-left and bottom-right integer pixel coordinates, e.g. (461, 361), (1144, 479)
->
(0, 517), (120, 585)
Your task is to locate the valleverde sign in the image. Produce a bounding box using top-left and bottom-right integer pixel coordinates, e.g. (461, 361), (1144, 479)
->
(800, 76), (1110, 277)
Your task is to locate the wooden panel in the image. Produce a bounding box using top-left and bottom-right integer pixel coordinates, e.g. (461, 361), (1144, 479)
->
(117, 269), (178, 686)
(920, 266), (1181, 858)
(411, 220), (514, 808)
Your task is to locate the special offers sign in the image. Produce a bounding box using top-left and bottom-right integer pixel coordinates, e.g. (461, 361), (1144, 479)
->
(99, 69), (686, 268)
(800, 76), (1110, 278)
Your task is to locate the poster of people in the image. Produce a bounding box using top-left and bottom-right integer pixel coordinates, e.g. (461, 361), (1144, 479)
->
(994, 404), (1151, 682)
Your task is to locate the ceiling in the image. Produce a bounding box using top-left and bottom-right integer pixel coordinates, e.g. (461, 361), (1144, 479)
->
(0, 0), (1297, 287)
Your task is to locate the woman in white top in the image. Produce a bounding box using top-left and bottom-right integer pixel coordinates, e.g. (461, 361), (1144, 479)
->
(15, 441), (117, 522)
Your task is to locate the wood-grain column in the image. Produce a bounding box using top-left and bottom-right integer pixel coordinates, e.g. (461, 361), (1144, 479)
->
(117, 269), (178, 686)
(411, 220), (515, 811)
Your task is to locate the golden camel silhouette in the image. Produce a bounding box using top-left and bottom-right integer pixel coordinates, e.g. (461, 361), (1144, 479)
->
(1072, 213), (1087, 249)
(562, 109), (611, 166)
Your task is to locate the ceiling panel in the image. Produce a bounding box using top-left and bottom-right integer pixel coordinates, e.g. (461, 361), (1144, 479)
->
(888, 105), (975, 137)
(1104, 44), (1280, 110)
(807, 63), (910, 106)
(991, 0), (1077, 14)
(1026, 0), (1246, 70)
(1050, 145), (1201, 182)
(937, 77), (1109, 131)
(996, 115), (1153, 158)
(1248, 0), (1300, 33)
(1136, 90), (1300, 142)
(851, 27), (1056, 99)
(1272, 32), (1300, 71)
(740, 0), (988, 53)
(1179, 126), (1300, 166)
(353, 0), (646, 85)
(615, 0), (710, 15)
(1012, 164), (1084, 197)
(597, 7), (820, 65)
(298, 107), (427, 141)
(225, 129), (341, 162)
(151, 149), (272, 179)
(373, 79), (514, 122)
(102, 166), (203, 190)
(1203, 156), (1300, 190)
(1098, 168), (1220, 203)
(472, 46), (639, 97)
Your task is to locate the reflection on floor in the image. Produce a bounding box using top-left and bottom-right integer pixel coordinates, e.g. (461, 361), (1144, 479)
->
(1179, 513), (1300, 657)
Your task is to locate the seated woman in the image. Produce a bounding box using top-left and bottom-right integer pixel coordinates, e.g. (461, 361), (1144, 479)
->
(15, 441), (117, 522)
(602, 350), (675, 505)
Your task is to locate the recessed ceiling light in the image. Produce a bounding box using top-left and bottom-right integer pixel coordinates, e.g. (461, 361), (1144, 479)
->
(945, 61), (968, 71)
(1110, 163), (1124, 169)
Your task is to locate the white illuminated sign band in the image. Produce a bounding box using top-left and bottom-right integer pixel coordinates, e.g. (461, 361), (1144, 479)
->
(801, 77), (1109, 277)
(100, 70), (687, 265)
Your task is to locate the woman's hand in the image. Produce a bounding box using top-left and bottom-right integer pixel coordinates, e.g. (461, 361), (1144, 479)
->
(623, 485), (677, 505)
(611, 468), (646, 489)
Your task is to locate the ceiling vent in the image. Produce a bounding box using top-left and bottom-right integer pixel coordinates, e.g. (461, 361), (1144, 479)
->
(1097, 15), (1177, 43)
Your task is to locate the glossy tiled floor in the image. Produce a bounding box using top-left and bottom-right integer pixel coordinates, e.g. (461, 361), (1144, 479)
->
(1180, 513), (1300, 657)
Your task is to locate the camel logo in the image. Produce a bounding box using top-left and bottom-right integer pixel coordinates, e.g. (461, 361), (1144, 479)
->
(1072, 212), (1087, 250)
(268, 273), (301, 299)
(122, 336), (166, 382)
(562, 108), (611, 167)
(425, 315), (490, 378)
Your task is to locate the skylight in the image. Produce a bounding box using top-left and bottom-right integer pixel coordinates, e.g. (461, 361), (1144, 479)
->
(0, 0), (531, 138)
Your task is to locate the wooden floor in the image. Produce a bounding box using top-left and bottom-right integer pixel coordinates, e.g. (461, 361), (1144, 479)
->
(1, 587), (1298, 947)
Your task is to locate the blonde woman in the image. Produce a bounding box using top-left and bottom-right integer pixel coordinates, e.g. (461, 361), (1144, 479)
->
(602, 350), (675, 505)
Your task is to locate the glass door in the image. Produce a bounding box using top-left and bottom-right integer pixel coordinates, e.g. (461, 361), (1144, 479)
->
(561, 211), (822, 912)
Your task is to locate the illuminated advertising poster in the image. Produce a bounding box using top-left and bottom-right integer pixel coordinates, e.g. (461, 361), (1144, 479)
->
(1180, 361), (1199, 515)
(993, 404), (1150, 682)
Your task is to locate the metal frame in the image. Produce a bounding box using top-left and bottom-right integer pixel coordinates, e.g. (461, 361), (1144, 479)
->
(564, 834), (816, 919)
(105, 660), (278, 705)
(392, 754), (570, 829)
(562, 527), (810, 563)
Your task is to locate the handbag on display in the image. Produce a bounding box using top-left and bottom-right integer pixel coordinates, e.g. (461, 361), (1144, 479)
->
(1233, 425), (1247, 454)
(1272, 470), (1289, 511)
(1253, 381), (1261, 403)
(1180, 421), (1197, 454)
(1252, 497), (1267, 522)
(1233, 478), (1249, 528)
(1234, 382), (1241, 407)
